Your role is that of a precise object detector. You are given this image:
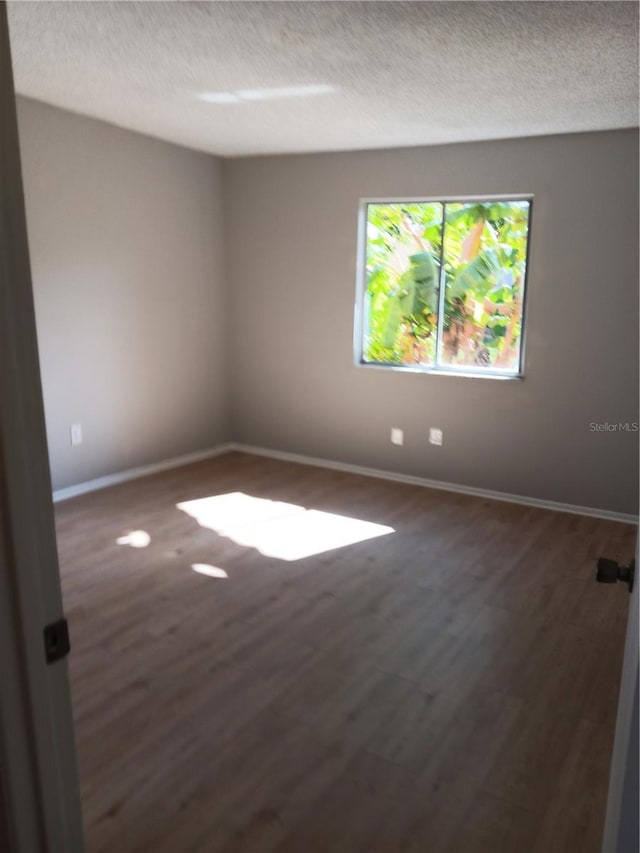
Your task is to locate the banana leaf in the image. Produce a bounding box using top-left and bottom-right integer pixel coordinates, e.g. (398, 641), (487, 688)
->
(382, 252), (439, 347)
(401, 252), (439, 313)
(382, 294), (403, 348)
(448, 249), (500, 301)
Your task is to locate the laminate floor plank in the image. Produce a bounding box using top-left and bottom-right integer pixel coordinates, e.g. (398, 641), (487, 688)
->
(54, 452), (635, 852)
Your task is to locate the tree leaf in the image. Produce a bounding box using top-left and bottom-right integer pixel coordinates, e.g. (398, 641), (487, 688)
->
(448, 249), (501, 301)
(460, 219), (484, 263)
(382, 295), (403, 348)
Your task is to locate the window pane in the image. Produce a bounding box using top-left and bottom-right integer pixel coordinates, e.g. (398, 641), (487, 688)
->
(439, 200), (531, 372)
(363, 202), (443, 366)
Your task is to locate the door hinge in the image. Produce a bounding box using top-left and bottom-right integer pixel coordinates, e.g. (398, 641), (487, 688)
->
(43, 618), (70, 663)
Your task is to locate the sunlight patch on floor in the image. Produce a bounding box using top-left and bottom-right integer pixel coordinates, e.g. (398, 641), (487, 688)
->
(191, 563), (228, 579)
(176, 492), (394, 561)
(116, 530), (151, 548)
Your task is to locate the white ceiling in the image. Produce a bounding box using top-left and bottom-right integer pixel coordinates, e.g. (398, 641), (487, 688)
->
(7, 1), (639, 157)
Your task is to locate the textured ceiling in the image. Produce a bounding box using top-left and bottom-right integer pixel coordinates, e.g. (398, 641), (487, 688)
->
(7, 1), (639, 157)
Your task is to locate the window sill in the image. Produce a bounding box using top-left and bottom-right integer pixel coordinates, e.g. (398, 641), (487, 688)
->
(355, 361), (524, 380)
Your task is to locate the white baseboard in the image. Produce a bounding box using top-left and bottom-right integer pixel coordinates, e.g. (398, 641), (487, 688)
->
(52, 440), (637, 524)
(229, 442), (638, 524)
(52, 443), (234, 503)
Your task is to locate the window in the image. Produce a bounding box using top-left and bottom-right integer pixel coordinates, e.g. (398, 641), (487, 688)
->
(356, 197), (532, 377)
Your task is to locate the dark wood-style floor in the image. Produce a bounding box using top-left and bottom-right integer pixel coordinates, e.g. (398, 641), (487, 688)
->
(54, 451), (636, 853)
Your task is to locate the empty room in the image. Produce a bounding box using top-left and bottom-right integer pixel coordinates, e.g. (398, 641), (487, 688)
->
(1, 2), (639, 852)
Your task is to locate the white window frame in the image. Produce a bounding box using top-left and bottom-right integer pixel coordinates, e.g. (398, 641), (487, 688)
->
(354, 194), (534, 380)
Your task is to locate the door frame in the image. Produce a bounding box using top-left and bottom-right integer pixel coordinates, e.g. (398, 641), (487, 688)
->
(601, 539), (639, 852)
(0, 5), (83, 850)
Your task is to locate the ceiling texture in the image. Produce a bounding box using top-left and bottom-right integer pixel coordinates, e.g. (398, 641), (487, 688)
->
(7, 0), (639, 157)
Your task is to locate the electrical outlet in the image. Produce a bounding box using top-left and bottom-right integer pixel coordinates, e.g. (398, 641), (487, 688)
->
(70, 423), (83, 446)
(391, 428), (404, 446)
(429, 427), (443, 446)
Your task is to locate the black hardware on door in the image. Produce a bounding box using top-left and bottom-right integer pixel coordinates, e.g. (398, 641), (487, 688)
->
(43, 618), (70, 663)
(596, 557), (635, 593)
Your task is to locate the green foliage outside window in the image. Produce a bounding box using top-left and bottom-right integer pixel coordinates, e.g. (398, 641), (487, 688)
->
(362, 199), (531, 372)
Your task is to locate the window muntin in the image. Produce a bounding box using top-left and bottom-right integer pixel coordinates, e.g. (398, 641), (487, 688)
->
(359, 198), (531, 376)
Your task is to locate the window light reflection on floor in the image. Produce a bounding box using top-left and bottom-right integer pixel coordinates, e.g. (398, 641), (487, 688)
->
(176, 492), (394, 561)
(191, 563), (228, 579)
(116, 530), (151, 548)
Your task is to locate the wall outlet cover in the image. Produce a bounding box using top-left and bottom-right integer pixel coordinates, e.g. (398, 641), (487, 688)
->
(391, 428), (404, 446)
(70, 423), (83, 446)
(429, 428), (443, 446)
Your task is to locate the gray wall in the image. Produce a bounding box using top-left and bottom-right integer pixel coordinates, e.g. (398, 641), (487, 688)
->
(15, 100), (638, 514)
(223, 130), (639, 515)
(17, 97), (230, 491)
